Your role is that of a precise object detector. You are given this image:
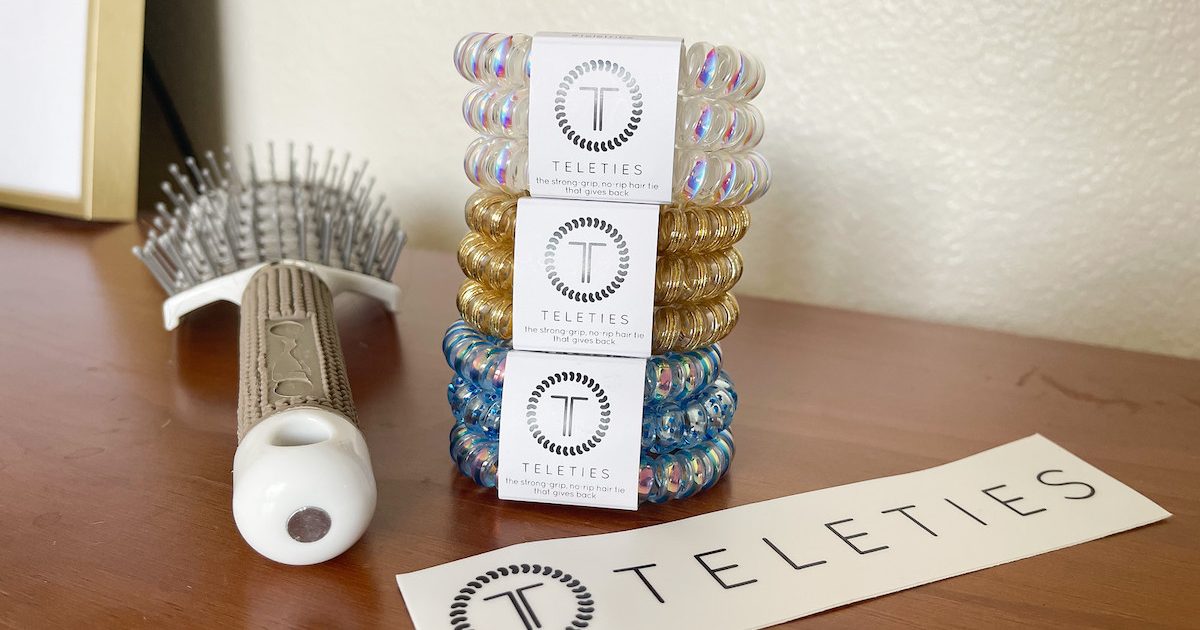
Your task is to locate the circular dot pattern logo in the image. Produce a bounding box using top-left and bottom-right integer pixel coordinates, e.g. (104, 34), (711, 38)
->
(544, 217), (629, 303)
(556, 59), (642, 153)
(449, 563), (594, 630)
(527, 371), (610, 456)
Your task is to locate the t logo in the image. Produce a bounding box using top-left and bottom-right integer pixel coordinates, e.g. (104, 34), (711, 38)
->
(567, 240), (607, 283)
(543, 217), (629, 303)
(550, 394), (589, 437)
(483, 582), (545, 630)
(554, 59), (641, 153)
(448, 563), (593, 630)
(526, 371), (611, 456)
(578, 86), (620, 131)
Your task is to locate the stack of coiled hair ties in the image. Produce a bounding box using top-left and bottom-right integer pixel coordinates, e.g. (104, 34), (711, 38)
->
(457, 33), (770, 207)
(445, 32), (769, 503)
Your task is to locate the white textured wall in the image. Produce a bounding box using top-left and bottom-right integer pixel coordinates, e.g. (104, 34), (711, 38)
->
(145, 0), (1200, 358)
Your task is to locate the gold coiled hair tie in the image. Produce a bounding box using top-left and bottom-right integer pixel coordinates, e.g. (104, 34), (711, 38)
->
(457, 229), (743, 304)
(456, 231), (514, 291)
(654, 247), (743, 303)
(463, 190), (751, 254)
(456, 278), (739, 354)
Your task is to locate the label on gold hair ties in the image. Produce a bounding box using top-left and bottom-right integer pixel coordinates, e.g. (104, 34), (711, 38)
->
(528, 32), (682, 204)
(511, 197), (658, 358)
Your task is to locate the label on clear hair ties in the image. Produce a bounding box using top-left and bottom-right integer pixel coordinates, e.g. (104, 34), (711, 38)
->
(497, 351), (645, 510)
(528, 32), (682, 204)
(512, 197), (657, 358)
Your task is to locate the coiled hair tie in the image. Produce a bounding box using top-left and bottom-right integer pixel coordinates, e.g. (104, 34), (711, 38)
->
(457, 229), (743, 304)
(464, 136), (770, 207)
(442, 320), (725, 405)
(463, 190), (751, 254)
(449, 422), (736, 503)
(464, 85), (765, 152)
(454, 33), (765, 101)
(448, 369), (736, 454)
(455, 279), (739, 354)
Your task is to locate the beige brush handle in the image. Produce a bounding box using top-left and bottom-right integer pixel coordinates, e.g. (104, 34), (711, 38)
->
(231, 262), (376, 566)
(237, 263), (357, 437)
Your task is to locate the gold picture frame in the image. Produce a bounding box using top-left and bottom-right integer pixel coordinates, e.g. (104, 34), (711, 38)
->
(0, 0), (144, 222)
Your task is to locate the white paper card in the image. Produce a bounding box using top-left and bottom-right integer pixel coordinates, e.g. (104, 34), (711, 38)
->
(528, 33), (682, 204)
(497, 351), (646, 510)
(0, 0), (88, 199)
(512, 197), (658, 358)
(399, 434), (1170, 629)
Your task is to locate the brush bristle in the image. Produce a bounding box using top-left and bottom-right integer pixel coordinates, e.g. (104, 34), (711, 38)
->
(132, 143), (406, 295)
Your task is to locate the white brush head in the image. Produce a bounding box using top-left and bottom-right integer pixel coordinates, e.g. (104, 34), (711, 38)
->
(133, 142), (407, 323)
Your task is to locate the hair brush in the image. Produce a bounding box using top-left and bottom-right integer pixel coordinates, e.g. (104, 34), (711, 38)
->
(133, 142), (405, 565)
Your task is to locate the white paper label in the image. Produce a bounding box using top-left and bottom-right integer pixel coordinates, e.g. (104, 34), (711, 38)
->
(497, 351), (646, 511)
(528, 32), (682, 204)
(398, 434), (1170, 629)
(511, 197), (657, 358)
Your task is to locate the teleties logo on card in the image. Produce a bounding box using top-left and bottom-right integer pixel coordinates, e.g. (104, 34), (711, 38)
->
(543, 217), (629, 304)
(450, 563), (593, 630)
(555, 59), (641, 153)
(526, 371), (611, 457)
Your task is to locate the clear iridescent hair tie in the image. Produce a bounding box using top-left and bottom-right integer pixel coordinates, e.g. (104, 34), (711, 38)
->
(456, 33), (771, 206)
(463, 84), (765, 151)
(464, 136), (770, 207)
(454, 33), (766, 101)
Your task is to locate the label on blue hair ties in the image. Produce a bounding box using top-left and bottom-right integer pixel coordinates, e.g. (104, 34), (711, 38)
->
(528, 32), (682, 204)
(399, 435), (1170, 628)
(497, 350), (646, 511)
(511, 197), (658, 358)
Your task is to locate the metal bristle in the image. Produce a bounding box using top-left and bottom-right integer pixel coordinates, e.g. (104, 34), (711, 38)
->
(133, 143), (406, 296)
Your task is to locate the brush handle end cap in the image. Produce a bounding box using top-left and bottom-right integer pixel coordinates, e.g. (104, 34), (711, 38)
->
(232, 408), (376, 565)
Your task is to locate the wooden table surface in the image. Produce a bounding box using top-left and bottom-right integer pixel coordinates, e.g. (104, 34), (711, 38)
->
(0, 207), (1197, 629)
